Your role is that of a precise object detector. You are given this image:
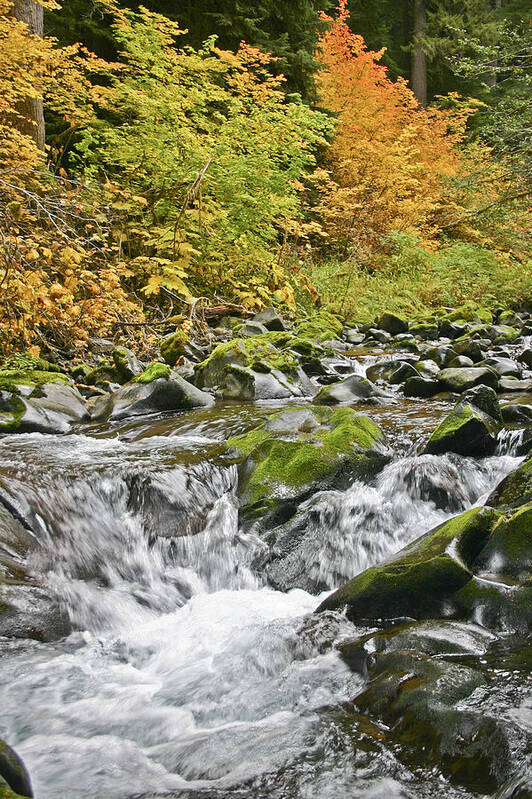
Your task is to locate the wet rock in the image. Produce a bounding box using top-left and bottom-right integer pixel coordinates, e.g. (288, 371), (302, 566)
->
(252, 307), (290, 332)
(375, 312), (409, 335)
(366, 359), (415, 383)
(408, 322), (439, 340)
(423, 345), (457, 367)
(437, 366), (499, 393)
(452, 339), (485, 362)
(439, 320), (467, 339)
(425, 393), (501, 457)
(314, 375), (392, 405)
(388, 362), (419, 385)
(488, 455), (532, 510)
(229, 406), (389, 525)
(317, 507), (499, 620)
(499, 377), (532, 393)
(0, 381), (89, 435)
(519, 348), (532, 369)
(365, 328), (393, 344)
(501, 403), (532, 425)
(352, 650), (514, 793)
(403, 376), (441, 398)
(345, 330), (365, 345)
(453, 575), (532, 634)
(461, 384), (502, 421)
(91, 371), (214, 421)
(478, 357), (522, 378)
(473, 503), (532, 580)
(0, 738), (33, 797)
(492, 325), (521, 344)
(414, 358), (440, 378)
(447, 355), (474, 368)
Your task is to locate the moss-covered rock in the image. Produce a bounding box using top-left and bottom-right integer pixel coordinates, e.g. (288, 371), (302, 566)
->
(444, 305), (492, 324)
(473, 504), (532, 580)
(425, 399), (501, 457)
(160, 329), (189, 365)
(375, 312), (408, 335)
(408, 322), (439, 340)
(91, 372), (214, 421)
(295, 310), (343, 342)
(403, 376), (442, 398)
(437, 366), (499, 393)
(317, 507), (500, 620)
(0, 369), (70, 394)
(313, 374), (391, 405)
(229, 406), (389, 524)
(487, 455), (532, 510)
(0, 378), (89, 434)
(0, 738), (33, 797)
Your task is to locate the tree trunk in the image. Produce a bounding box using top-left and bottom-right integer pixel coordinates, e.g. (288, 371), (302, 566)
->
(411, 0), (427, 107)
(13, 0), (45, 150)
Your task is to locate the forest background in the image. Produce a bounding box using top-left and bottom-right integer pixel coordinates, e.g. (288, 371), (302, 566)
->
(1, 0), (530, 355)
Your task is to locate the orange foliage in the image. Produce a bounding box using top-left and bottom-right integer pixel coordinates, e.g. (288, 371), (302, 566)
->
(315, 0), (478, 253)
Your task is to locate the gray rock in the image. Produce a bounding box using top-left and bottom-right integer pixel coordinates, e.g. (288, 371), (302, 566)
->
(501, 403), (532, 426)
(389, 362), (419, 384)
(252, 307), (289, 331)
(403, 377), (441, 398)
(499, 377), (532, 393)
(0, 383), (89, 434)
(437, 367), (499, 393)
(477, 357), (522, 378)
(375, 312), (409, 335)
(415, 359), (440, 378)
(519, 348), (532, 369)
(314, 374), (392, 405)
(91, 375), (214, 421)
(447, 355), (474, 368)
(240, 321), (269, 337)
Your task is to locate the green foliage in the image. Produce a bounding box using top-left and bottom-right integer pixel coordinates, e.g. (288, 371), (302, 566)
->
(304, 232), (531, 321)
(76, 7), (332, 312)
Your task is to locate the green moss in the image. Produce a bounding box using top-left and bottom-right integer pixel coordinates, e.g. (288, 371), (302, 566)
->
(84, 363), (119, 387)
(0, 352), (60, 373)
(160, 330), (189, 365)
(296, 311), (343, 342)
(444, 305), (492, 324)
(318, 507), (499, 619)
(426, 403), (500, 456)
(474, 504), (532, 578)
(229, 406), (386, 510)
(71, 363), (90, 380)
(133, 362), (171, 383)
(0, 369), (70, 394)
(0, 394), (26, 432)
(488, 456), (532, 509)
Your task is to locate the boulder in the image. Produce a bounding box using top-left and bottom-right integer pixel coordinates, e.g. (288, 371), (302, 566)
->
(439, 320), (468, 339)
(501, 403), (532, 426)
(366, 359), (416, 383)
(477, 357), (522, 378)
(240, 321), (269, 337)
(452, 340), (485, 362)
(314, 374), (392, 405)
(160, 330), (189, 365)
(473, 503), (532, 580)
(408, 322), (439, 340)
(423, 345), (457, 367)
(519, 348), (532, 369)
(447, 355), (474, 368)
(499, 377), (532, 393)
(252, 307), (290, 332)
(229, 406), (389, 525)
(388, 362), (419, 384)
(437, 367), (499, 393)
(415, 359), (440, 378)
(375, 312), (408, 335)
(0, 739), (33, 797)
(403, 376), (441, 398)
(488, 455), (532, 510)
(317, 506), (499, 620)
(0, 370), (89, 434)
(296, 311), (343, 342)
(91, 367), (214, 421)
(425, 398), (501, 456)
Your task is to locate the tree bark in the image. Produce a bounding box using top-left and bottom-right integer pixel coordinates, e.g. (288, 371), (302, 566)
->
(411, 0), (427, 107)
(13, 0), (45, 150)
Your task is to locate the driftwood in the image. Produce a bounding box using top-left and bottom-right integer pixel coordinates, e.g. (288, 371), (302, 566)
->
(201, 303), (253, 320)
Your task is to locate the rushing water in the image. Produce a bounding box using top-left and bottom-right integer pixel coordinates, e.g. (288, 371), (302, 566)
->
(0, 367), (527, 798)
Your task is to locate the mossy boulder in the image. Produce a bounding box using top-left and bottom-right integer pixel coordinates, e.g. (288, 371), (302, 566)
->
(317, 507), (500, 621)
(160, 329), (189, 366)
(313, 374), (391, 405)
(444, 305), (492, 324)
(473, 504), (532, 580)
(295, 311), (343, 342)
(375, 312), (408, 335)
(91, 371), (214, 421)
(229, 406), (389, 524)
(408, 322), (439, 340)
(453, 575), (532, 633)
(487, 455), (532, 510)
(437, 366), (499, 393)
(0, 739), (33, 797)
(0, 371), (88, 434)
(403, 376), (442, 398)
(193, 333), (315, 400)
(425, 397), (501, 456)
(352, 650), (513, 793)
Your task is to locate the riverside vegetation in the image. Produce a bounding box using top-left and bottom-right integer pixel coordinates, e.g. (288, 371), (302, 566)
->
(1, 0), (531, 796)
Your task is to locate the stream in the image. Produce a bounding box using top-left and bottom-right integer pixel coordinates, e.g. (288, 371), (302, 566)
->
(0, 346), (529, 799)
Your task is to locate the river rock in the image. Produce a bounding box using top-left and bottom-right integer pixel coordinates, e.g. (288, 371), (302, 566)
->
(388, 362), (419, 384)
(519, 348), (532, 369)
(314, 374), (391, 405)
(193, 333), (315, 400)
(366, 359), (416, 383)
(501, 403), (532, 425)
(414, 358), (440, 378)
(352, 650), (514, 793)
(499, 377), (532, 393)
(0, 738), (33, 797)
(439, 320), (468, 339)
(375, 312), (408, 335)
(91, 367), (214, 421)
(477, 357), (522, 378)
(473, 503), (532, 580)
(425, 396), (501, 456)
(317, 506), (499, 620)
(452, 339), (485, 362)
(423, 345), (457, 367)
(229, 406), (390, 526)
(240, 321), (269, 337)
(488, 454), (532, 510)
(437, 366), (499, 393)
(447, 355), (474, 368)
(252, 307), (290, 332)
(403, 376), (441, 398)
(0, 379), (89, 435)
(408, 321), (439, 340)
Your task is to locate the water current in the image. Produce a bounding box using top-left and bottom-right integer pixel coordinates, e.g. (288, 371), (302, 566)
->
(0, 351), (527, 799)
